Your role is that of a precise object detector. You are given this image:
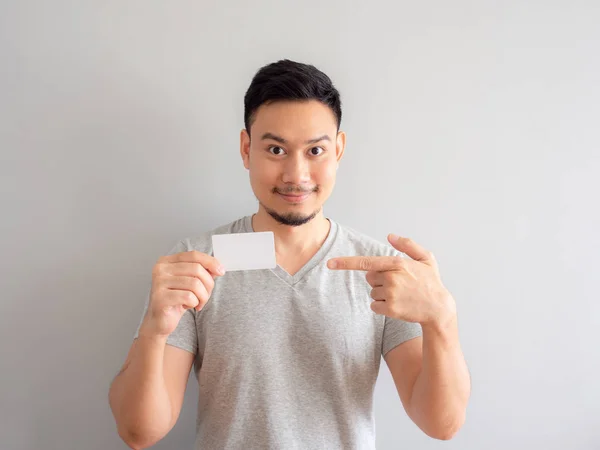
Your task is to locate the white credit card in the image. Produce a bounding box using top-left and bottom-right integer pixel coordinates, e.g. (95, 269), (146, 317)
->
(211, 231), (276, 272)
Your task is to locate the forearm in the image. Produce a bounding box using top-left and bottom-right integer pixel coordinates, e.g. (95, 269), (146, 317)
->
(109, 335), (173, 448)
(410, 314), (470, 440)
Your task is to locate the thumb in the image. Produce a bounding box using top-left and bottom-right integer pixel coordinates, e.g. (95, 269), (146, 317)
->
(387, 234), (434, 265)
(387, 233), (408, 252)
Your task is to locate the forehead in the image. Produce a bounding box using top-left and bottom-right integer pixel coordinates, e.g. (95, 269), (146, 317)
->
(250, 100), (337, 138)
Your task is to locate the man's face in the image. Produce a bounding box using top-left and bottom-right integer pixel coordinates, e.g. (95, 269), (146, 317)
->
(240, 100), (345, 227)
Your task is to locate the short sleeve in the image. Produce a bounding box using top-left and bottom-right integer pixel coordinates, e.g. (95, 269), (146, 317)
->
(382, 317), (422, 356)
(133, 239), (198, 355)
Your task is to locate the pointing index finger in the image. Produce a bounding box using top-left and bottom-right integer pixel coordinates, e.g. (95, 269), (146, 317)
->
(327, 255), (404, 272)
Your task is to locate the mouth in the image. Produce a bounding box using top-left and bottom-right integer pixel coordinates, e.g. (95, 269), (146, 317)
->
(277, 191), (312, 203)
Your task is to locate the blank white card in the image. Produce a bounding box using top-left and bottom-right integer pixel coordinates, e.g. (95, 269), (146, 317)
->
(212, 231), (276, 272)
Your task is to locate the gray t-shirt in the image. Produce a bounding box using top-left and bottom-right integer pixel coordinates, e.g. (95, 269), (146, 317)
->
(135, 215), (422, 449)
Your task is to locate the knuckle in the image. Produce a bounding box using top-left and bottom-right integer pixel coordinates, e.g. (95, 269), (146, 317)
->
(151, 281), (165, 293)
(359, 257), (372, 271)
(151, 281), (165, 295)
(199, 281), (210, 298)
(386, 286), (397, 298)
(205, 276), (215, 292)
(192, 278), (204, 292)
(152, 262), (164, 278)
(186, 291), (197, 305)
(384, 272), (396, 284)
(153, 274), (167, 288)
(194, 263), (205, 279)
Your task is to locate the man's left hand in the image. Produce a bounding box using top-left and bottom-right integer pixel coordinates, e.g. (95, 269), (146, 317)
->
(327, 234), (456, 326)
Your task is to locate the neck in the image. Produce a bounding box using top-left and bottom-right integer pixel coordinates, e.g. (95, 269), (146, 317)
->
(251, 208), (331, 258)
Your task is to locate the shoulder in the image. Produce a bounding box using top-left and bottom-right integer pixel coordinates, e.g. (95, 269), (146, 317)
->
(169, 216), (249, 256)
(333, 220), (400, 258)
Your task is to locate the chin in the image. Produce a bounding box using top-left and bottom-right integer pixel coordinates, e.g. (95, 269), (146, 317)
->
(263, 204), (321, 227)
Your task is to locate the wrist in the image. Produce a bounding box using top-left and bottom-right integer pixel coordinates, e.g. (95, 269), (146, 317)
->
(422, 293), (457, 332)
(422, 313), (457, 336)
(138, 322), (169, 345)
(137, 333), (169, 350)
(420, 306), (461, 353)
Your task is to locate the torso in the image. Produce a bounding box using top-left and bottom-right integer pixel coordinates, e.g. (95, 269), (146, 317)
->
(161, 214), (422, 449)
(277, 254), (315, 276)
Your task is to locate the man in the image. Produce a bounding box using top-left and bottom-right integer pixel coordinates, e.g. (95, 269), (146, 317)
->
(109, 59), (471, 449)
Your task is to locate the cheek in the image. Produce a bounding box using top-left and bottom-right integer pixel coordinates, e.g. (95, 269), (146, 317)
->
(315, 162), (337, 185)
(250, 158), (278, 185)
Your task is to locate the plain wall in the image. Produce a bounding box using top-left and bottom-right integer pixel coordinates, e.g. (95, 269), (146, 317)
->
(1, 1), (598, 449)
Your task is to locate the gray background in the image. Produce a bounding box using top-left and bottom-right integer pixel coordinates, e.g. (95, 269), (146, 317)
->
(1, 1), (598, 449)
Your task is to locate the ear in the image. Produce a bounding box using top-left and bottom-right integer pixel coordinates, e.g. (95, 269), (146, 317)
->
(240, 129), (250, 170)
(336, 130), (346, 166)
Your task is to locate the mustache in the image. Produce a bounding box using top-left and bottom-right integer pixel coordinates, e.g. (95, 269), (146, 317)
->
(274, 186), (318, 194)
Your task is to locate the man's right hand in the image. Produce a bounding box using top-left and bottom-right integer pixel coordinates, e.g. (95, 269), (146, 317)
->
(139, 251), (225, 338)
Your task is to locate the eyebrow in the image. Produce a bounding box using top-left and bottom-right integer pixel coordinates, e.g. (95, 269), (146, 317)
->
(260, 132), (331, 145)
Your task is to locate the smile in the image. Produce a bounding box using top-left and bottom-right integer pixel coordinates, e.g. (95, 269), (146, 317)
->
(277, 192), (311, 203)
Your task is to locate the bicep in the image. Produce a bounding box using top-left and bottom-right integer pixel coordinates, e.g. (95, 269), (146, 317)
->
(384, 336), (423, 420)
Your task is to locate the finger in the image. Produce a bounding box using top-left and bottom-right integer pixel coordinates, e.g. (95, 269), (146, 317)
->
(370, 286), (388, 301)
(388, 234), (436, 267)
(157, 289), (199, 310)
(172, 283), (209, 312)
(370, 300), (387, 316)
(327, 256), (404, 272)
(163, 263), (215, 293)
(365, 270), (385, 287)
(164, 276), (209, 306)
(168, 290), (199, 310)
(162, 251), (226, 275)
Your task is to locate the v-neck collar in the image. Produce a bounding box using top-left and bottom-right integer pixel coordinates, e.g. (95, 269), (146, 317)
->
(242, 214), (338, 286)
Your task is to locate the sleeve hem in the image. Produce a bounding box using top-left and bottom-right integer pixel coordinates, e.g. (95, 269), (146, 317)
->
(165, 339), (197, 355)
(382, 327), (423, 356)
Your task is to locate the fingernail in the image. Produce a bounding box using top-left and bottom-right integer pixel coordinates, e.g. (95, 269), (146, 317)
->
(328, 260), (337, 269)
(389, 234), (400, 242)
(217, 266), (226, 275)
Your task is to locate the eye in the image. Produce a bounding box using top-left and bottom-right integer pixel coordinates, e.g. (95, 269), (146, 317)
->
(310, 146), (324, 156)
(268, 146), (286, 156)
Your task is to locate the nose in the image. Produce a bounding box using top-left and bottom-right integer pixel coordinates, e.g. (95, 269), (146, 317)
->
(281, 153), (311, 185)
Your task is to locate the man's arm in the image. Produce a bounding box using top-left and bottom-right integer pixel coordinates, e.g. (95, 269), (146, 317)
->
(109, 336), (194, 449)
(328, 235), (471, 438)
(384, 312), (471, 440)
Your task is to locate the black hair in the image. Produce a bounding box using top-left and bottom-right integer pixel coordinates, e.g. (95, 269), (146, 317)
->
(243, 59), (342, 137)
